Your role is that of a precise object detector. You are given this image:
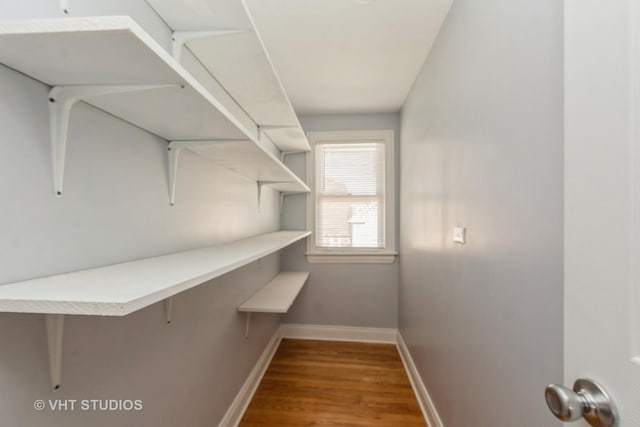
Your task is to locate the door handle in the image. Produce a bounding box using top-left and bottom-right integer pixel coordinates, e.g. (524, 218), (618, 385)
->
(545, 378), (618, 427)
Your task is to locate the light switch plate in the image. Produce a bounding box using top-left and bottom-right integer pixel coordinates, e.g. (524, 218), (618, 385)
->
(453, 226), (466, 244)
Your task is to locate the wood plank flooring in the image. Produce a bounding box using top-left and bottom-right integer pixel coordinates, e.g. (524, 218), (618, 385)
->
(239, 339), (427, 426)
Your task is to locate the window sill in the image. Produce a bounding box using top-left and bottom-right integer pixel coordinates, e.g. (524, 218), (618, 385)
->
(305, 252), (398, 264)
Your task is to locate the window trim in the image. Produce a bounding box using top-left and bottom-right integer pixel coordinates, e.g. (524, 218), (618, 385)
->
(306, 130), (396, 263)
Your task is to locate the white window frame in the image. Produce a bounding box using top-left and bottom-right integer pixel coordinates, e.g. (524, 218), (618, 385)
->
(306, 130), (396, 264)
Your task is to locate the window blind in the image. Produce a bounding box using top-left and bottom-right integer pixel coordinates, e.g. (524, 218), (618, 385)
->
(315, 141), (385, 249)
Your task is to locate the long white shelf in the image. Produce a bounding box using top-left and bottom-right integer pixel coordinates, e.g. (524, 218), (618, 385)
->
(0, 16), (309, 197)
(0, 231), (311, 316)
(238, 272), (309, 314)
(146, 0), (310, 153)
(0, 230), (309, 389)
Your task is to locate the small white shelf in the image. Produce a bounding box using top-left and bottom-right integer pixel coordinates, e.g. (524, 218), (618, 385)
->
(0, 231), (311, 316)
(146, 0), (310, 153)
(238, 272), (309, 314)
(238, 271), (309, 337)
(0, 16), (309, 198)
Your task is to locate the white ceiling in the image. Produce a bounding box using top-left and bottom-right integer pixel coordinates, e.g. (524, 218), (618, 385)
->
(244, 0), (452, 115)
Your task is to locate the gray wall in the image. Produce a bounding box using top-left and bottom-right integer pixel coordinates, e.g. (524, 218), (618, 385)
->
(399, 1), (563, 426)
(281, 114), (399, 328)
(0, 1), (282, 426)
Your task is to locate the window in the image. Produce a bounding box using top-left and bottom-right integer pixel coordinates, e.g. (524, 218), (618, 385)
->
(307, 130), (396, 263)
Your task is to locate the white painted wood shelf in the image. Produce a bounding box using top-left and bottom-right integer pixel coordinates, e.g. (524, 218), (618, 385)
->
(146, 0), (310, 153)
(0, 16), (309, 199)
(0, 231), (311, 316)
(239, 272), (309, 314)
(238, 271), (309, 337)
(0, 230), (309, 389)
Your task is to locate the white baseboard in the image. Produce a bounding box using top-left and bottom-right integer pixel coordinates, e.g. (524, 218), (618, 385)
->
(280, 323), (398, 344)
(217, 328), (283, 427)
(396, 332), (444, 427)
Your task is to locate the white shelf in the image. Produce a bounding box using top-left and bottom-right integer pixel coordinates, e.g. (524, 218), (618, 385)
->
(0, 231), (311, 316)
(168, 139), (307, 205)
(0, 230), (309, 389)
(0, 16), (309, 197)
(238, 272), (309, 314)
(184, 140), (307, 186)
(146, 0), (310, 153)
(238, 271), (309, 337)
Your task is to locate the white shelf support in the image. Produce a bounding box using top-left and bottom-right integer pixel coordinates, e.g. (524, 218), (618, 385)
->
(164, 297), (173, 324)
(257, 181), (263, 210)
(257, 181), (290, 211)
(280, 151), (297, 163)
(45, 314), (64, 391)
(168, 140), (243, 205)
(172, 29), (250, 63)
(244, 312), (251, 339)
(49, 84), (179, 197)
(167, 142), (182, 206)
(59, 0), (69, 15)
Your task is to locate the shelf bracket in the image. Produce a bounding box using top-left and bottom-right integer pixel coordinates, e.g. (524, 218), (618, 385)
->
(257, 181), (290, 211)
(280, 150), (307, 161)
(172, 29), (250, 63)
(59, 0), (69, 15)
(279, 192), (298, 215)
(49, 84), (179, 197)
(45, 314), (64, 391)
(168, 139), (243, 205)
(164, 297), (173, 324)
(244, 312), (251, 339)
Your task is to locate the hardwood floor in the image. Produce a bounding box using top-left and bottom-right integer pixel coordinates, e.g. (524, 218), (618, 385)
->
(239, 339), (427, 427)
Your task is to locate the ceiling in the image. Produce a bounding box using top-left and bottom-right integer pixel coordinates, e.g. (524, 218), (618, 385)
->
(244, 0), (452, 115)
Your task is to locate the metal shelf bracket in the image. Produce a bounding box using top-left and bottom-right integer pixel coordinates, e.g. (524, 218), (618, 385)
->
(49, 84), (178, 197)
(45, 314), (64, 391)
(257, 182), (264, 209)
(257, 181), (289, 211)
(280, 151), (296, 162)
(168, 140), (243, 205)
(164, 297), (173, 324)
(59, 0), (69, 15)
(244, 312), (251, 338)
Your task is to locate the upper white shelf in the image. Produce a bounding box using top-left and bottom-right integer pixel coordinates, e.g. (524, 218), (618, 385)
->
(0, 231), (311, 316)
(146, 0), (310, 153)
(0, 16), (309, 195)
(0, 16), (243, 140)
